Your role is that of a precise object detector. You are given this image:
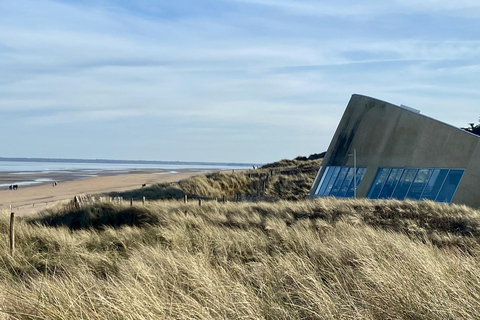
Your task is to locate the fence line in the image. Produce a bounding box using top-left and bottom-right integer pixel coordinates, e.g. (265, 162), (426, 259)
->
(1, 193), (246, 212)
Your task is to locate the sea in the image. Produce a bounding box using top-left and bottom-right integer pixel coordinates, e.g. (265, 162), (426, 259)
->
(0, 158), (259, 187)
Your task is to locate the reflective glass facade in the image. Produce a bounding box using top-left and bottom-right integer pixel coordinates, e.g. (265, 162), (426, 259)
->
(308, 95), (480, 207)
(367, 168), (465, 203)
(314, 166), (366, 197)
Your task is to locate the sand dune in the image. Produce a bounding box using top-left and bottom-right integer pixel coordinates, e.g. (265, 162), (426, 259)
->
(0, 170), (202, 216)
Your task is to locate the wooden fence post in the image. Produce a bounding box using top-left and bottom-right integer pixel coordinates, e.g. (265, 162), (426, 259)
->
(222, 195), (226, 203)
(74, 196), (79, 209)
(184, 195), (188, 203)
(130, 198), (133, 206)
(142, 196), (146, 205)
(10, 212), (15, 256)
(198, 199), (202, 207)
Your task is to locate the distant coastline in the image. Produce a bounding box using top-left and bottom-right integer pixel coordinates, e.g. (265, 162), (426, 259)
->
(0, 157), (261, 168)
(0, 156), (260, 191)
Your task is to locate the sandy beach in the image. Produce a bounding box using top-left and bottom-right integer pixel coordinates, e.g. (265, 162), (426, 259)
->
(0, 170), (203, 216)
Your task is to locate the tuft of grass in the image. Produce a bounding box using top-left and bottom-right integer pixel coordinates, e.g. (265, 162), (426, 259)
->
(179, 171), (251, 199)
(32, 202), (159, 230)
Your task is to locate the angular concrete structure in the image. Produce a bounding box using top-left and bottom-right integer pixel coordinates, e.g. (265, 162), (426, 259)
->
(308, 94), (480, 207)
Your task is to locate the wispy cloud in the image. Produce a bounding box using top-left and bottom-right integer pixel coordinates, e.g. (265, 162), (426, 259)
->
(0, 0), (479, 161)
(227, 0), (480, 16)
(24, 109), (143, 125)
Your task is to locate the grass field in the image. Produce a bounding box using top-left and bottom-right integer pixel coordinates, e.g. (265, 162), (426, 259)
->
(1, 197), (480, 319)
(107, 155), (323, 202)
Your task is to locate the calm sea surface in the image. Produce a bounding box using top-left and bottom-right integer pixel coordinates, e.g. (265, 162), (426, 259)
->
(0, 159), (254, 173)
(0, 159), (256, 187)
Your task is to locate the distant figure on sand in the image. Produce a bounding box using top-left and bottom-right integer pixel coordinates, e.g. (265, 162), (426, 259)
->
(12, 184), (18, 190)
(142, 183), (146, 187)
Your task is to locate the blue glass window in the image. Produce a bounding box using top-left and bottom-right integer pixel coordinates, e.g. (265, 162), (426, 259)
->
(345, 168), (366, 198)
(314, 166), (366, 198)
(337, 168), (355, 197)
(316, 167), (336, 196)
(329, 167), (349, 196)
(421, 169), (448, 200)
(378, 168), (404, 199)
(315, 167), (331, 195)
(323, 166), (341, 196)
(367, 167), (464, 204)
(406, 169), (432, 200)
(392, 169), (418, 199)
(436, 170), (464, 203)
(367, 168), (390, 199)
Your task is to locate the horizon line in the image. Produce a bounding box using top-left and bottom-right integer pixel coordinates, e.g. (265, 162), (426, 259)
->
(0, 156), (262, 167)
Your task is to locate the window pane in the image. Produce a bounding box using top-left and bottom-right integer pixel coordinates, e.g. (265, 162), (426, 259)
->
(337, 168), (354, 197)
(345, 167), (366, 198)
(378, 168), (404, 199)
(367, 168), (390, 199)
(314, 166), (366, 198)
(406, 169), (432, 200)
(315, 167), (331, 195)
(317, 167), (335, 196)
(329, 167), (349, 196)
(323, 166), (341, 196)
(436, 170), (464, 203)
(421, 169), (448, 200)
(392, 169), (417, 200)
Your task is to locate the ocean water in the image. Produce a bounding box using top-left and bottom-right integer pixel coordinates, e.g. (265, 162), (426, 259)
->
(0, 159), (254, 173)
(0, 159), (256, 187)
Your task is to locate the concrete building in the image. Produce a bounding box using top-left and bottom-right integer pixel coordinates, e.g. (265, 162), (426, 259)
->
(308, 94), (480, 207)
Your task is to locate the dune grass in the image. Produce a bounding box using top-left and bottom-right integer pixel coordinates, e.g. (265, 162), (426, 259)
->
(107, 156), (322, 202)
(1, 198), (480, 319)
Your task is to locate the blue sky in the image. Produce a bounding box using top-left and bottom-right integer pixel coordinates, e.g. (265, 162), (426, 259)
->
(1, 0), (479, 163)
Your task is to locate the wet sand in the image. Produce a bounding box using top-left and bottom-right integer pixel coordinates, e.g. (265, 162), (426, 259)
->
(0, 169), (203, 216)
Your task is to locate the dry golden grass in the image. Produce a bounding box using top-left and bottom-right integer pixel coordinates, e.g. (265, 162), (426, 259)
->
(107, 157), (322, 202)
(1, 198), (480, 319)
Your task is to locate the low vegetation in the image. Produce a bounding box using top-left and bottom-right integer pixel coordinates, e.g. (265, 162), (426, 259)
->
(107, 153), (324, 202)
(1, 198), (480, 319)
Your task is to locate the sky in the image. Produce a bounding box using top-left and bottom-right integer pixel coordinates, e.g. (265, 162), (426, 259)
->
(1, 0), (479, 163)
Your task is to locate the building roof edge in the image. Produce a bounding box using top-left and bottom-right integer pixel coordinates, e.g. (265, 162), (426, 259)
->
(351, 93), (480, 140)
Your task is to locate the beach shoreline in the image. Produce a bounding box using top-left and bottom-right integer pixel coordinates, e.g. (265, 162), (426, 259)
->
(0, 168), (191, 188)
(0, 169), (205, 217)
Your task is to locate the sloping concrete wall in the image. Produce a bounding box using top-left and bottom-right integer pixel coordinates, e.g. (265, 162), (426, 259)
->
(309, 94), (480, 207)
